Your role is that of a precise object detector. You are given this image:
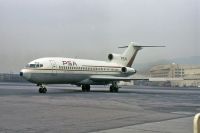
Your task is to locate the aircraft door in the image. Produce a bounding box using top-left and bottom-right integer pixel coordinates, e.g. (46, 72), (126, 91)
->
(49, 60), (57, 75)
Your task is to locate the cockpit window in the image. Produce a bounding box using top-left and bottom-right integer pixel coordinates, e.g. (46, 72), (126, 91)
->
(26, 63), (43, 68)
(30, 64), (36, 68)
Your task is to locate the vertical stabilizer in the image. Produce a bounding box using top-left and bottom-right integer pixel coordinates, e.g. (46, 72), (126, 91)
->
(121, 42), (142, 67)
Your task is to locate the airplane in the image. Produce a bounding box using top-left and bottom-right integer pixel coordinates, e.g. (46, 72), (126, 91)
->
(20, 42), (164, 93)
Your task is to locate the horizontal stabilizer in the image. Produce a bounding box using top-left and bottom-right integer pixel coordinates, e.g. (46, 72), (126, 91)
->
(118, 45), (165, 48)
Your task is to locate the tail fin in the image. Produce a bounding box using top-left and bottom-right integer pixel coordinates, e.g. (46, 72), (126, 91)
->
(110, 42), (165, 67)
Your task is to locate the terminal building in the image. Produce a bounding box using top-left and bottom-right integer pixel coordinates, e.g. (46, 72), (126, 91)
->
(0, 73), (25, 82)
(148, 63), (200, 87)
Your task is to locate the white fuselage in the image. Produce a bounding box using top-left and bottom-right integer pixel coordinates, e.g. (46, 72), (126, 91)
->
(20, 57), (135, 85)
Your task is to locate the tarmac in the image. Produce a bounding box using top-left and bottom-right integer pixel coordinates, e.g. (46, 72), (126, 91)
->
(92, 117), (193, 133)
(0, 82), (199, 133)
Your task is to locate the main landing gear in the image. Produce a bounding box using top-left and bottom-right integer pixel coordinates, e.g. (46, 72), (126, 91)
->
(38, 84), (47, 93)
(81, 83), (119, 93)
(82, 84), (90, 92)
(110, 82), (119, 93)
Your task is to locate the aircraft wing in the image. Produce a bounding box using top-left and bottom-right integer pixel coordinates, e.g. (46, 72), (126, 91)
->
(90, 75), (184, 82)
(79, 75), (183, 85)
(90, 75), (149, 82)
(149, 77), (184, 81)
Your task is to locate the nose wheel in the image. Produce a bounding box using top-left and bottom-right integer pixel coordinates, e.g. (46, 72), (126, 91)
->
(38, 85), (47, 93)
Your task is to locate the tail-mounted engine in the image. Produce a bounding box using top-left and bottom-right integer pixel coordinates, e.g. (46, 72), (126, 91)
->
(108, 53), (121, 61)
(121, 67), (136, 75)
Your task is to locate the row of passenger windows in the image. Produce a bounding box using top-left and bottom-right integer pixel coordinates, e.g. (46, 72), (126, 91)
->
(59, 66), (118, 71)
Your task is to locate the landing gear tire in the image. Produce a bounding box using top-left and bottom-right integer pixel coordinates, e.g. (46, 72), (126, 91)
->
(110, 85), (119, 93)
(38, 86), (47, 93)
(39, 88), (43, 93)
(82, 85), (90, 92)
(42, 87), (47, 93)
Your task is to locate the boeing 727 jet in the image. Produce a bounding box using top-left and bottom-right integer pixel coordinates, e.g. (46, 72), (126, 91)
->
(20, 42), (164, 93)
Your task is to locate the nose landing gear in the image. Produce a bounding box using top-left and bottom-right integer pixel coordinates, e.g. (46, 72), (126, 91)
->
(38, 84), (47, 93)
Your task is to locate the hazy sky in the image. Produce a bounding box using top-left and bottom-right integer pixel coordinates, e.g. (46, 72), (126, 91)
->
(0, 0), (199, 73)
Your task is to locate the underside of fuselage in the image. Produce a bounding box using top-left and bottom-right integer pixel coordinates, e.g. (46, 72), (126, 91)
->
(26, 72), (111, 85)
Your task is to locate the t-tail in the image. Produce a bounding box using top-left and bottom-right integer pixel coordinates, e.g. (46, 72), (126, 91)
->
(108, 42), (165, 67)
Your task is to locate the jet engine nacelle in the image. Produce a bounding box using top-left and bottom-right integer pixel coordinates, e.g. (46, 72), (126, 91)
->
(121, 67), (136, 75)
(108, 53), (121, 61)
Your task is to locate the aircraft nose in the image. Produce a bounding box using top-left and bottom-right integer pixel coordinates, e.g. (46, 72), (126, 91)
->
(20, 69), (31, 80)
(20, 72), (23, 77)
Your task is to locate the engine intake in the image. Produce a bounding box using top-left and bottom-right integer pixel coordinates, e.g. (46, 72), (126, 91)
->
(108, 53), (121, 61)
(121, 67), (127, 73)
(121, 67), (136, 75)
(108, 54), (113, 60)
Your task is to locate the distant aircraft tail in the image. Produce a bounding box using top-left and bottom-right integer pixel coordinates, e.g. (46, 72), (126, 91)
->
(108, 42), (165, 67)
